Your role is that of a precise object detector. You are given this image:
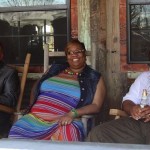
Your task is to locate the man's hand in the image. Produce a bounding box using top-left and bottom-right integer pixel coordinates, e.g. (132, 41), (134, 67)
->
(140, 106), (150, 122)
(130, 105), (142, 120)
(130, 105), (150, 122)
(123, 100), (150, 122)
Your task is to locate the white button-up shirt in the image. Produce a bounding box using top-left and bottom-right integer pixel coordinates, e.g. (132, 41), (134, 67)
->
(123, 71), (150, 106)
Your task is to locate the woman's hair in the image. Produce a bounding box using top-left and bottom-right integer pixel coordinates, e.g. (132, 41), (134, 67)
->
(64, 39), (86, 55)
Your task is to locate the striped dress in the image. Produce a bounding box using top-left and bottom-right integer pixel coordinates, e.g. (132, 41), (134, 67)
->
(9, 71), (85, 141)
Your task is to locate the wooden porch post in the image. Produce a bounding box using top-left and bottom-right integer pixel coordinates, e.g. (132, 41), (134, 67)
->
(105, 0), (127, 108)
(77, 0), (92, 67)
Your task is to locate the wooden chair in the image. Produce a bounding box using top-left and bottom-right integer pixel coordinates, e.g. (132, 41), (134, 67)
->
(109, 108), (128, 119)
(0, 53), (31, 122)
(81, 115), (95, 136)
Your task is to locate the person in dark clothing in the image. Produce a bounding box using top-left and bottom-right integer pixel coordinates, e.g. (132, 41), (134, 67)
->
(0, 42), (20, 137)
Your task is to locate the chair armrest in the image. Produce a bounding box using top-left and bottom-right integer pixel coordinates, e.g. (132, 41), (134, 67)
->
(81, 115), (95, 136)
(109, 109), (128, 119)
(0, 104), (14, 114)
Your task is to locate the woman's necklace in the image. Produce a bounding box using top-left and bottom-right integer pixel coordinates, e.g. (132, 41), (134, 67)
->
(64, 68), (79, 76)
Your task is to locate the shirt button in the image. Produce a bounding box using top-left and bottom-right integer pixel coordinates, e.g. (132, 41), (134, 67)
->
(81, 99), (84, 101)
(82, 88), (85, 90)
(80, 80), (83, 83)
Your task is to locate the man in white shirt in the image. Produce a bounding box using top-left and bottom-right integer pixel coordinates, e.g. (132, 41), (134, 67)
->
(86, 72), (150, 144)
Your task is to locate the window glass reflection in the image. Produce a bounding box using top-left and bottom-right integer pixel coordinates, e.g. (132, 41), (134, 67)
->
(131, 5), (150, 29)
(0, 0), (66, 7)
(0, 10), (67, 65)
(129, 4), (150, 62)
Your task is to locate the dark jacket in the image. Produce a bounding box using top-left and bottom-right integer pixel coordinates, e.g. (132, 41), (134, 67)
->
(0, 61), (20, 107)
(28, 63), (101, 111)
(0, 61), (20, 136)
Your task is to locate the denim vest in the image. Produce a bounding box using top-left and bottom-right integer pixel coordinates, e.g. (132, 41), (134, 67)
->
(29, 63), (101, 111)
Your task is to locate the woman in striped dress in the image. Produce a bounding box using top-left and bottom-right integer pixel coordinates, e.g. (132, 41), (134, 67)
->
(9, 39), (106, 141)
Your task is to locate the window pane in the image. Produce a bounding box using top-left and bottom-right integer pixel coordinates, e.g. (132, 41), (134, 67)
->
(0, 0), (66, 7)
(0, 10), (67, 65)
(128, 3), (150, 63)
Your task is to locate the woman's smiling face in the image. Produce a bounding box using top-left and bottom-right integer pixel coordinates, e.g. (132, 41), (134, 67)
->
(66, 42), (86, 70)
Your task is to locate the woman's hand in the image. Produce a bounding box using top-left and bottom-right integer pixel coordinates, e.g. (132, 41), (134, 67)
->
(57, 112), (74, 126)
